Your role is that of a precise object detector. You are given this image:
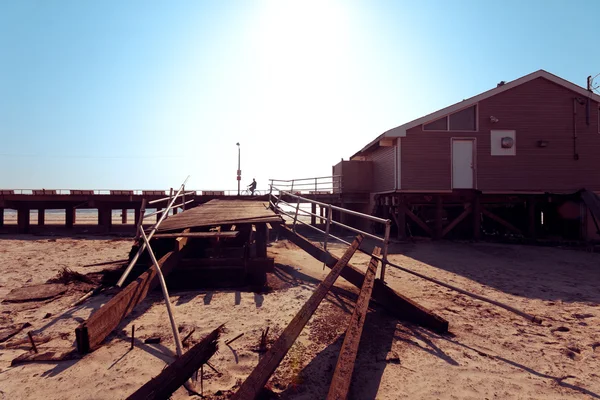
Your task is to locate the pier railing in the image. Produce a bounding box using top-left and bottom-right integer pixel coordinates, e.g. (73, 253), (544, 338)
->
(268, 181), (392, 282)
(269, 175), (342, 195)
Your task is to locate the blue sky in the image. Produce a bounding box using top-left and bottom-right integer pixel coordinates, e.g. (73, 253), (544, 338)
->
(1, 0), (599, 191)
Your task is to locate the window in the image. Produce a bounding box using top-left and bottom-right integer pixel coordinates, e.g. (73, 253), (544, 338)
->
(423, 116), (448, 131)
(449, 106), (476, 131)
(423, 105), (477, 131)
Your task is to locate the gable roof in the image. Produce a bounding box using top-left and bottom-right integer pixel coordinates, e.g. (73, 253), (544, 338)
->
(352, 70), (600, 158)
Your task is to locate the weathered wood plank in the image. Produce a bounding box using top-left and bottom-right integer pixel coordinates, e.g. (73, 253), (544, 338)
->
(231, 235), (364, 400)
(75, 233), (191, 353)
(279, 225), (448, 334)
(127, 326), (222, 400)
(327, 247), (381, 400)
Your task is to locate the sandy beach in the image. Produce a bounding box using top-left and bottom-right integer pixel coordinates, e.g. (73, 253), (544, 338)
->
(0, 234), (598, 399)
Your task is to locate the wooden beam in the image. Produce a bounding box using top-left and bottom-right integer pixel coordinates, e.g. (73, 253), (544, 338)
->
(38, 209), (45, 226)
(482, 208), (523, 235)
(279, 225), (448, 333)
(327, 248), (380, 400)
(473, 194), (481, 241)
(75, 231), (191, 353)
(17, 208), (30, 234)
(122, 208), (128, 224)
(435, 196), (443, 239)
(441, 204), (472, 238)
(255, 223), (268, 258)
(152, 231), (239, 239)
(231, 235), (364, 400)
(127, 326), (222, 400)
(65, 206), (74, 228)
(400, 204), (432, 237)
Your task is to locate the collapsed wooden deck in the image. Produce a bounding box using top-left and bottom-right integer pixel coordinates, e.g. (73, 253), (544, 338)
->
(58, 198), (447, 398)
(76, 200), (284, 354)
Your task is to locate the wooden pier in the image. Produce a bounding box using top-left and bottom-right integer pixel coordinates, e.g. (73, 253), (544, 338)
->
(0, 191), (368, 234)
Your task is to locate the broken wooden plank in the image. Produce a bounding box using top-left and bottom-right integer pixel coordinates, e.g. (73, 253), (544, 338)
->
(327, 247), (381, 400)
(232, 235), (364, 400)
(279, 225), (448, 333)
(75, 233), (192, 353)
(127, 326), (222, 400)
(0, 322), (32, 343)
(482, 208), (523, 235)
(3, 284), (67, 303)
(441, 204), (472, 238)
(151, 231), (239, 239)
(11, 348), (81, 366)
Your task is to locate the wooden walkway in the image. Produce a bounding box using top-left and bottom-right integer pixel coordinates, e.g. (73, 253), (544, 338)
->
(157, 199), (283, 232)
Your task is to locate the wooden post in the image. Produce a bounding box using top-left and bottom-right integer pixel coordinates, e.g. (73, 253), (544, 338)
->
(65, 206), (74, 228)
(473, 193), (481, 241)
(311, 202), (316, 226)
(38, 209), (45, 226)
(134, 207), (141, 227)
(98, 207), (111, 231)
(17, 208), (30, 234)
(435, 196), (443, 240)
(396, 205), (406, 239)
(173, 207), (178, 215)
(319, 205), (324, 224)
(0, 208), (4, 228)
(255, 223), (267, 258)
(156, 208), (162, 223)
(121, 208), (127, 224)
(528, 196), (536, 239)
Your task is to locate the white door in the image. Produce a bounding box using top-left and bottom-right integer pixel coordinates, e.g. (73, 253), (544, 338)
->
(452, 139), (474, 189)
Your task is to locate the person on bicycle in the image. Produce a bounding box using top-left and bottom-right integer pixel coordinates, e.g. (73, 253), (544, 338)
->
(248, 178), (257, 195)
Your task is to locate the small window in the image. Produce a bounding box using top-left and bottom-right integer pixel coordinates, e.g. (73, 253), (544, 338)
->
(449, 105), (476, 131)
(423, 105), (477, 131)
(423, 116), (448, 131)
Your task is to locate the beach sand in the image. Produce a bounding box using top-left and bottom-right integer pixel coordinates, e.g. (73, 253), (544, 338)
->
(0, 235), (598, 399)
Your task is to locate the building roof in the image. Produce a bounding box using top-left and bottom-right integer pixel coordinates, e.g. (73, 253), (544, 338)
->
(352, 70), (600, 158)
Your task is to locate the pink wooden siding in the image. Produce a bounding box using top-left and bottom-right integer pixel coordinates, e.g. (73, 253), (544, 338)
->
(365, 146), (396, 192)
(401, 77), (600, 192)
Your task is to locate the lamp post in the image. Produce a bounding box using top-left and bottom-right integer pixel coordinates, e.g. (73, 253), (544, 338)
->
(236, 142), (241, 196)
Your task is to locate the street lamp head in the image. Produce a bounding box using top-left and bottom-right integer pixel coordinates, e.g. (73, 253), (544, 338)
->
(236, 142), (240, 146)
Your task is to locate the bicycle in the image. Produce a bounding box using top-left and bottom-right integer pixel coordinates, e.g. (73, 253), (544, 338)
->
(241, 189), (262, 196)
